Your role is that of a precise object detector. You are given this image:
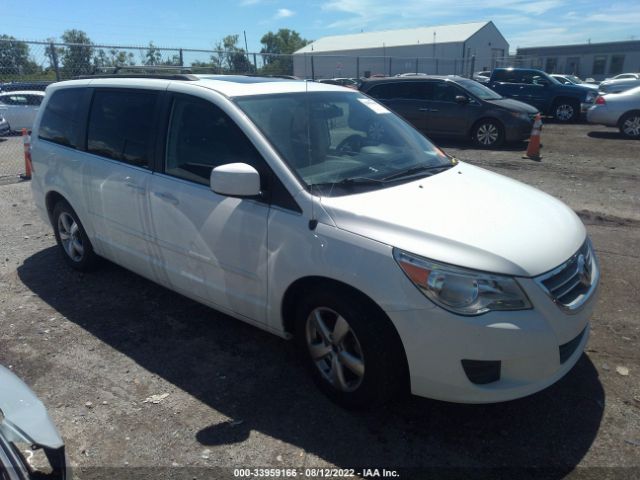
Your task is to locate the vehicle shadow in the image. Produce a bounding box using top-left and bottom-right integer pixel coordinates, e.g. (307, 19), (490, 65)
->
(587, 131), (627, 140)
(18, 247), (604, 475)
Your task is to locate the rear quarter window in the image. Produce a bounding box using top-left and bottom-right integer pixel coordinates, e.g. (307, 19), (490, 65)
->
(38, 88), (85, 148)
(87, 89), (158, 168)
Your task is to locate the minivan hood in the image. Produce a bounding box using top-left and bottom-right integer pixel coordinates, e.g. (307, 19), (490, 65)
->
(320, 162), (585, 277)
(486, 97), (538, 113)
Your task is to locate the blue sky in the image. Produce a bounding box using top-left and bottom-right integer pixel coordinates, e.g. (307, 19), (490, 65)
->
(1, 0), (639, 52)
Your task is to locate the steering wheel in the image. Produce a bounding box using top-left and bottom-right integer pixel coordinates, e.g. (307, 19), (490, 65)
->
(336, 134), (364, 155)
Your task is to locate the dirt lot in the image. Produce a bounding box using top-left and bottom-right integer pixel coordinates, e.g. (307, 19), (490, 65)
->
(0, 122), (639, 479)
(0, 134), (24, 180)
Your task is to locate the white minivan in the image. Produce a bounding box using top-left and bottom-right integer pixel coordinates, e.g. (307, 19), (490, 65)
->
(30, 74), (599, 408)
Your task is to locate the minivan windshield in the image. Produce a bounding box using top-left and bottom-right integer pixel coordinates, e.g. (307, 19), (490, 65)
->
(235, 91), (453, 195)
(456, 79), (503, 100)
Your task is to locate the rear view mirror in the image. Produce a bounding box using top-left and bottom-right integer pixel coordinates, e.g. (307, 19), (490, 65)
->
(210, 163), (261, 197)
(455, 95), (470, 104)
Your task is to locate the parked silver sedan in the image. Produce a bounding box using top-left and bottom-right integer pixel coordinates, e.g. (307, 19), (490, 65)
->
(599, 74), (640, 94)
(587, 86), (640, 138)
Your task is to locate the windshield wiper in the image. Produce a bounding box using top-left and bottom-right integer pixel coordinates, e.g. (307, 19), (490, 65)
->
(308, 177), (385, 189)
(382, 164), (452, 182)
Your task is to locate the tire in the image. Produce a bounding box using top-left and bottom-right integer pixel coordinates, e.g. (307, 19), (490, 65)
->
(552, 99), (579, 123)
(294, 286), (407, 409)
(471, 119), (504, 147)
(618, 112), (640, 139)
(52, 200), (100, 271)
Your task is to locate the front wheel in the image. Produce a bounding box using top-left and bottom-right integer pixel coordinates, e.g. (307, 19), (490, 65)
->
(295, 288), (407, 409)
(472, 119), (504, 147)
(553, 100), (579, 122)
(619, 112), (640, 139)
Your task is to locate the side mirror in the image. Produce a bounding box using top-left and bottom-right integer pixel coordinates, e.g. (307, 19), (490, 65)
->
(455, 95), (470, 104)
(210, 163), (261, 197)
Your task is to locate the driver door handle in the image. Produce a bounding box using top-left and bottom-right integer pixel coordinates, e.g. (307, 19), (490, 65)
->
(419, 108), (439, 112)
(125, 181), (146, 194)
(153, 191), (179, 206)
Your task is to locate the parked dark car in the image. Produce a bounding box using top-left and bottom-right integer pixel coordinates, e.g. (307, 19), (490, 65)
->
(0, 81), (52, 93)
(488, 68), (598, 122)
(359, 76), (538, 147)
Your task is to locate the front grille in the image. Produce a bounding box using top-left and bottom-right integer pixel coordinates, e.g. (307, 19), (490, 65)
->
(536, 240), (599, 311)
(559, 328), (586, 364)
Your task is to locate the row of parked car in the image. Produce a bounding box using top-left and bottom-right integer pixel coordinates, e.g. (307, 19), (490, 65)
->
(349, 68), (640, 143)
(475, 70), (640, 94)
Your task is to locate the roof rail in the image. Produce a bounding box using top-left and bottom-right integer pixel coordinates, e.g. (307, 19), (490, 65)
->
(77, 73), (199, 81)
(75, 65), (199, 80)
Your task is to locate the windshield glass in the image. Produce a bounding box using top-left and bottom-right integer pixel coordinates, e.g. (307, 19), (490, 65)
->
(456, 79), (503, 100)
(235, 91), (453, 195)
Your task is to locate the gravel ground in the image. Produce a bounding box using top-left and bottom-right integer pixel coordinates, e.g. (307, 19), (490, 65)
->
(0, 122), (639, 479)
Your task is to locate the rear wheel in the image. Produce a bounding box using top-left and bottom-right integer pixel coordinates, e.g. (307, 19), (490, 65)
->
(553, 99), (579, 122)
(472, 119), (504, 147)
(295, 287), (407, 409)
(619, 112), (640, 139)
(52, 201), (100, 271)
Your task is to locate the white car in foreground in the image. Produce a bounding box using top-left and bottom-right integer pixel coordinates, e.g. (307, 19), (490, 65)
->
(0, 365), (69, 479)
(0, 90), (44, 132)
(30, 75), (599, 408)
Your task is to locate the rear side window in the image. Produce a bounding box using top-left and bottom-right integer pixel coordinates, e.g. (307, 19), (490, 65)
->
(39, 88), (85, 148)
(87, 89), (158, 168)
(165, 94), (266, 186)
(367, 82), (433, 100)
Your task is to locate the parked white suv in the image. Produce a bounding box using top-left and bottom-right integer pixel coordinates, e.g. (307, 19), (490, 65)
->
(30, 74), (599, 408)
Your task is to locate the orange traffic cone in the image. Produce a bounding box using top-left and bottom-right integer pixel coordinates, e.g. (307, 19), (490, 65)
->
(20, 128), (32, 180)
(523, 114), (542, 161)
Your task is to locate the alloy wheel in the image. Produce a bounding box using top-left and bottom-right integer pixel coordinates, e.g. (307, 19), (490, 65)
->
(556, 104), (574, 121)
(305, 307), (365, 392)
(57, 212), (84, 262)
(622, 115), (640, 137)
(476, 123), (499, 145)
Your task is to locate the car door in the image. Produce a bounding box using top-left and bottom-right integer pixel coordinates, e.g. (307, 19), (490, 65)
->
(148, 91), (269, 324)
(426, 81), (476, 136)
(489, 70), (524, 100)
(366, 82), (431, 133)
(83, 88), (161, 279)
(522, 73), (550, 111)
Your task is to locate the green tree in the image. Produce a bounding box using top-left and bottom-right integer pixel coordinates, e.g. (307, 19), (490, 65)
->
(259, 29), (310, 75)
(94, 48), (135, 69)
(211, 35), (253, 74)
(143, 41), (162, 66)
(59, 29), (94, 77)
(0, 35), (40, 77)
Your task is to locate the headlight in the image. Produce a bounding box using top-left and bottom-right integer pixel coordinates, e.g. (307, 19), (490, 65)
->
(394, 249), (532, 315)
(510, 111), (530, 121)
(586, 91), (598, 102)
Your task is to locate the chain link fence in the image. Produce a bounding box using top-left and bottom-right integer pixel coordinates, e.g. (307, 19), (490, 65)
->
(0, 37), (526, 180)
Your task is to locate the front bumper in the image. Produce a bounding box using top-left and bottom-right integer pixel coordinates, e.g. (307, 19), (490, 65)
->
(388, 263), (599, 403)
(504, 117), (535, 142)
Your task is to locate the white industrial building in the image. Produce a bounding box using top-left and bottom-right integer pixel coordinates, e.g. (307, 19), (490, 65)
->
(293, 21), (509, 79)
